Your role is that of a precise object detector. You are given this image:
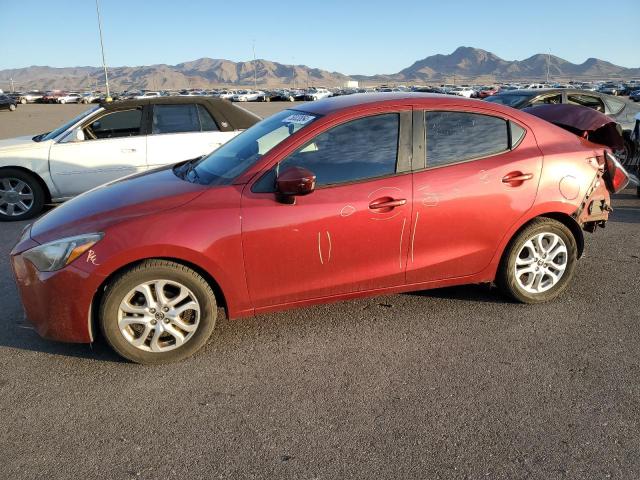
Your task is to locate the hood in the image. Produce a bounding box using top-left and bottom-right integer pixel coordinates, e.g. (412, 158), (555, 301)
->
(31, 165), (208, 243)
(523, 104), (625, 151)
(0, 135), (47, 153)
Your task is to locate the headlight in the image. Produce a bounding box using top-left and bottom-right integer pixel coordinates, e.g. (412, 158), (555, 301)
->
(22, 233), (103, 272)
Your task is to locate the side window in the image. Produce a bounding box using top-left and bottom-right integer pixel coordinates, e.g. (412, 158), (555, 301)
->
(253, 114), (399, 191)
(197, 104), (219, 132)
(425, 111), (509, 168)
(568, 94), (605, 113)
(278, 113), (399, 187)
(603, 97), (625, 115)
(530, 94), (562, 105)
(152, 104), (200, 134)
(85, 108), (142, 140)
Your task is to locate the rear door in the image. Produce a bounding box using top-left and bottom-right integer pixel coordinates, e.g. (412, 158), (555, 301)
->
(49, 107), (147, 196)
(146, 103), (237, 168)
(407, 109), (542, 283)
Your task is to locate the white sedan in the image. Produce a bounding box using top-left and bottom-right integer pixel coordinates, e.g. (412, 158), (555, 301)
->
(57, 93), (83, 104)
(448, 87), (476, 98)
(0, 98), (260, 220)
(231, 90), (265, 102)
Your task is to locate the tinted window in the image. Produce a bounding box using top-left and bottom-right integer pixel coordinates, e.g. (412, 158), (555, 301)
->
(425, 112), (509, 168)
(153, 104), (200, 134)
(484, 94), (532, 108)
(197, 104), (219, 131)
(277, 113), (399, 187)
(568, 94), (605, 113)
(86, 108), (142, 139)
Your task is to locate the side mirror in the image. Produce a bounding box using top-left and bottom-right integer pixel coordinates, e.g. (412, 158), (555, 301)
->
(72, 128), (85, 142)
(275, 166), (316, 204)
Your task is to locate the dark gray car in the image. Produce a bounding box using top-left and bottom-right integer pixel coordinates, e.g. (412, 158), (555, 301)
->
(485, 89), (640, 166)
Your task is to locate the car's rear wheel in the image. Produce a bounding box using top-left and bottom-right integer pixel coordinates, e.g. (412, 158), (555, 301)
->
(497, 218), (578, 303)
(9, 104), (16, 111)
(59, 99), (66, 104)
(20, 98), (27, 104)
(0, 169), (45, 221)
(100, 260), (217, 364)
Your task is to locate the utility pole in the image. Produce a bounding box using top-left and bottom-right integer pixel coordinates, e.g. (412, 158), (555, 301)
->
(252, 40), (257, 89)
(10, 78), (14, 93)
(95, 0), (111, 101)
(546, 50), (551, 84)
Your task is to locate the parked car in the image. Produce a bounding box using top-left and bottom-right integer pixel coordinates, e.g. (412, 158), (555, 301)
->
(9, 93), (630, 363)
(135, 91), (161, 99)
(269, 89), (297, 102)
(0, 94), (17, 112)
(0, 97), (260, 220)
(57, 93), (83, 104)
(304, 87), (332, 101)
(629, 90), (640, 102)
(448, 87), (476, 98)
(42, 91), (67, 103)
(477, 86), (500, 98)
(231, 90), (265, 102)
(80, 92), (100, 104)
(598, 83), (625, 96)
(485, 88), (640, 166)
(16, 91), (44, 104)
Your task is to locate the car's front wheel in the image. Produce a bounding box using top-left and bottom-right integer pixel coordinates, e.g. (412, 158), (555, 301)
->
(20, 98), (27, 104)
(0, 168), (45, 221)
(100, 260), (218, 364)
(498, 218), (578, 303)
(9, 104), (16, 111)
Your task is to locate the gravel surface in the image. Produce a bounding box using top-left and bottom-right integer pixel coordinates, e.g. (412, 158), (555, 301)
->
(0, 105), (639, 479)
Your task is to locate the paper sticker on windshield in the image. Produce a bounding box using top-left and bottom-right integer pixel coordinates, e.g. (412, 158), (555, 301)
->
(283, 114), (315, 125)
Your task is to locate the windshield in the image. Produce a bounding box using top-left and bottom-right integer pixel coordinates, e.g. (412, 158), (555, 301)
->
(37, 106), (100, 142)
(484, 94), (531, 108)
(191, 109), (320, 185)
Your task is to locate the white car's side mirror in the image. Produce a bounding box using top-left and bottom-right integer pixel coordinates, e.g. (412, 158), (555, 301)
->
(71, 128), (85, 142)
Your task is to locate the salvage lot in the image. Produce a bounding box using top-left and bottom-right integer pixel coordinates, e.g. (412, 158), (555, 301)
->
(0, 105), (639, 479)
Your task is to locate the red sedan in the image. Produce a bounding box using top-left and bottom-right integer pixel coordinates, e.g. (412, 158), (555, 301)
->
(11, 93), (629, 363)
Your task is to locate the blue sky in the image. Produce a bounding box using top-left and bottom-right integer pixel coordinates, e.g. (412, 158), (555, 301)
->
(1, 0), (638, 74)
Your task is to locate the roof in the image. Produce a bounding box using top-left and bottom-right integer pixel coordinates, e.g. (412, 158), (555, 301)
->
(101, 96), (261, 131)
(294, 92), (475, 116)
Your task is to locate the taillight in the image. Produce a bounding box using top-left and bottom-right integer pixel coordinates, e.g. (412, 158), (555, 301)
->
(603, 151), (630, 194)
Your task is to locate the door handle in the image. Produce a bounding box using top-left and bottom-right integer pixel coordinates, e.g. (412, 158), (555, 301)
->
(369, 198), (407, 210)
(502, 172), (533, 184)
(121, 148), (136, 153)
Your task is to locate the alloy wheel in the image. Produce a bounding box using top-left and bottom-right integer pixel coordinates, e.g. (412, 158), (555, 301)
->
(117, 279), (201, 352)
(514, 232), (568, 294)
(0, 177), (34, 217)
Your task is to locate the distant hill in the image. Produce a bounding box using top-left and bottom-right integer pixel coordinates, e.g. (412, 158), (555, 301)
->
(1, 47), (638, 91)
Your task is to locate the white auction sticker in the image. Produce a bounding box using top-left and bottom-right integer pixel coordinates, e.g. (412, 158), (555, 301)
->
(283, 114), (315, 125)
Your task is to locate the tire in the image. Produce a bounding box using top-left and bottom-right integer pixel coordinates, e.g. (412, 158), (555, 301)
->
(59, 99), (65, 104)
(20, 98), (27, 104)
(0, 168), (46, 221)
(497, 218), (578, 304)
(9, 104), (16, 111)
(99, 260), (218, 364)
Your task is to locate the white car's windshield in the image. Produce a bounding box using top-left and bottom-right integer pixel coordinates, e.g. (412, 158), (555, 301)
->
(36, 106), (100, 142)
(185, 109), (320, 185)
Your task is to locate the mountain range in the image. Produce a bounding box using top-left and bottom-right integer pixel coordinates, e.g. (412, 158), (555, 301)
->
(1, 47), (638, 91)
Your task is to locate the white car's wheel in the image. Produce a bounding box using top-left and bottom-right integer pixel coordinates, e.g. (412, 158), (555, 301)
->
(59, 99), (66, 104)
(20, 98), (27, 104)
(9, 104), (16, 111)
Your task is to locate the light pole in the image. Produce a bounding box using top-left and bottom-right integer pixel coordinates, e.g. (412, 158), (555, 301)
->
(252, 40), (257, 89)
(95, 0), (111, 101)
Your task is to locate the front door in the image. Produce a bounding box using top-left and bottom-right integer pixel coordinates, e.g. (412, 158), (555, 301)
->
(242, 112), (413, 308)
(49, 107), (147, 196)
(407, 109), (543, 284)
